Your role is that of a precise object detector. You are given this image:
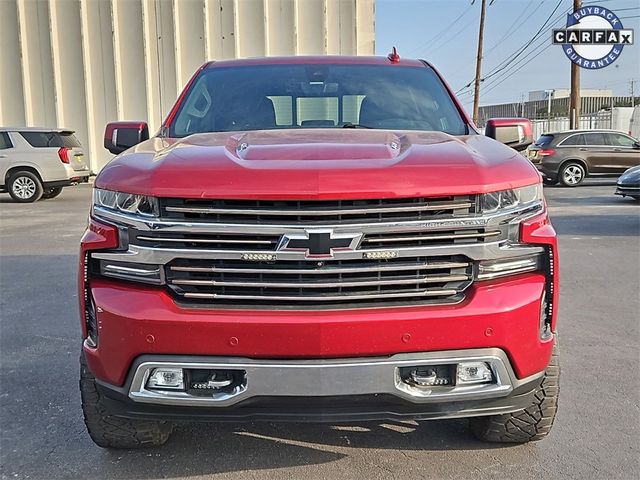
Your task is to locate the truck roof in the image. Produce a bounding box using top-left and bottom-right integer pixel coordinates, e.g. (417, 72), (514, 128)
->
(205, 55), (428, 69)
(541, 129), (631, 136)
(0, 126), (74, 133)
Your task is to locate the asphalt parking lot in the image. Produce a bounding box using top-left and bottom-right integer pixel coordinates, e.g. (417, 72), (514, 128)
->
(0, 181), (638, 480)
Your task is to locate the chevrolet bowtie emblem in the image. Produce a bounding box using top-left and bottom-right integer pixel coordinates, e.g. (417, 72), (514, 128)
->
(277, 229), (363, 258)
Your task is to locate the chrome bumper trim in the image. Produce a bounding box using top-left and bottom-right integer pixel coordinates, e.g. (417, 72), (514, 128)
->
(127, 349), (543, 407)
(91, 240), (545, 264)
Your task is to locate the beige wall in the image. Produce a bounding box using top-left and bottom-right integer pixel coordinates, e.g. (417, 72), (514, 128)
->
(0, 0), (375, 173)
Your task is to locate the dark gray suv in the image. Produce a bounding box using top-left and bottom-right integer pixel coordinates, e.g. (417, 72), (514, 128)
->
(526, 130), (640, 186)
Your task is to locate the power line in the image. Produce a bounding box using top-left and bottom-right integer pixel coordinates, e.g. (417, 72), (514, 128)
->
(459, 33), (553, 100)
(483, 0), (541, 57)
(456, 1), (569, 95)
(457, 0), (623, 105)
(405, 6), (473, 56)
(425, 10), (479, 54)
(457, 22), (558, 100)
(481, 0), (564, 82)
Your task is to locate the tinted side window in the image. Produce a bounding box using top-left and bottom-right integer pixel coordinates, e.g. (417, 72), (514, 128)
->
(561, 134), (585, 146)
(20, 131), (80, 148)
(606, 133), (636, 147)
(584, 133), (606, 146)
(0, 132), (12, 149)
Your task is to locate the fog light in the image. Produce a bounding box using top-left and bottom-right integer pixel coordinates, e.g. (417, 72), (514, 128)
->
(457, 362), (493, 385)
(409, 368), (451, 386)
(146, 368), (184, 390)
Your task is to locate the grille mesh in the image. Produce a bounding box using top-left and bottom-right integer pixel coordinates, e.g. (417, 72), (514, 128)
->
(166, 256), (473, 309)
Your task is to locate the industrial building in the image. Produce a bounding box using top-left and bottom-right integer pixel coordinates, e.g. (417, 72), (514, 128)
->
(0, 0), (375, 173)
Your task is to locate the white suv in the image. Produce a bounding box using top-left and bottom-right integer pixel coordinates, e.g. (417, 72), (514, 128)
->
(0, 127), (90, 202)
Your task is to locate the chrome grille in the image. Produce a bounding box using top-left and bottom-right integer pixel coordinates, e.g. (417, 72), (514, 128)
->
(89, 193), (532, 309)
(361, 229), (502, 249)
(165, 256), (473, 309)
(130, 227), (504, 252)
(160, 196), (475, 225)
(130, 230), (280, 251)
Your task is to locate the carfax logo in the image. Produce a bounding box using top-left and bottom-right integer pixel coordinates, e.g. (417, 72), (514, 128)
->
(552, 5), (634, 69)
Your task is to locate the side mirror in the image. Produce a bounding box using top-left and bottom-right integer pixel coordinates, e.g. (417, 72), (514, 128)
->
(104, 122), (150, 155)
(485, 118), (533, 152)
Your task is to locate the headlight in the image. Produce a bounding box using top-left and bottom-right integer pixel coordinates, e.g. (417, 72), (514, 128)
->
(93, 188), (159, 217)
(479, 184), (543, 214)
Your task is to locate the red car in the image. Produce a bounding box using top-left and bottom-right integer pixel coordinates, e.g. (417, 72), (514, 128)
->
(79, 55), (559, 448)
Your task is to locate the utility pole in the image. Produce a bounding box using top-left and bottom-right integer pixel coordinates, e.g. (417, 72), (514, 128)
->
(472, 0), (487, 125)
(631, 79), (636, 107)
(569, 0), (582, 129)
(546, 89), (555, 132)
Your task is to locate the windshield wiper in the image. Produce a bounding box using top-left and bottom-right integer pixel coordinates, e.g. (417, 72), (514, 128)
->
(341, 122), (373, 129)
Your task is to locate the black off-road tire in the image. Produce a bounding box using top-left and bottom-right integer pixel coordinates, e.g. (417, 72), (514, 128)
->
(42, 186), (64, 199)
(80, 354), (173, 449)
(7, 170), (43, 202)
(469, 343), (559, 443)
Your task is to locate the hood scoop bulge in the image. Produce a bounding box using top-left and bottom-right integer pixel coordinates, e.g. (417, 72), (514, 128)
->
(227, 129), (407, 162)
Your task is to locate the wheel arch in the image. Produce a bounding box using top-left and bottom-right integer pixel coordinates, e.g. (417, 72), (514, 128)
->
(559, 158), (589, 175)
(5, 165), (44, 185)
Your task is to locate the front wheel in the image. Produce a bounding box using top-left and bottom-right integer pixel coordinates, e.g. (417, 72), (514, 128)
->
(80, 354), (173, 449)
(559, 162), (586, 187)
(469, 343), (559, 443)
(42, 186), (63, 199)
(8, 171), (43, 202)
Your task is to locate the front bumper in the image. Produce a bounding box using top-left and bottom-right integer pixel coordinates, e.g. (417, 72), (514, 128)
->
(95, 348), (545, 423)
(615, 183), (640, 197)
(533, 163), (558, 181)
(84, 272), (554, 386)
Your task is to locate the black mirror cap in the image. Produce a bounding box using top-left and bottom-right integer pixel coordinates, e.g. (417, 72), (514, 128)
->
(104, 122), (150, 155)
(485, 118), (534, 152)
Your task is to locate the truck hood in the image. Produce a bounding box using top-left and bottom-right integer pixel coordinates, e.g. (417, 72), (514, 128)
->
(96, 129), (541, 199)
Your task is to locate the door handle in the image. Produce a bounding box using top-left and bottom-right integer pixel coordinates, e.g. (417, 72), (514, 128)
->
(0, 155), (7, 158)
(613, 148), (622, 152)
(579, 148), (587, 151)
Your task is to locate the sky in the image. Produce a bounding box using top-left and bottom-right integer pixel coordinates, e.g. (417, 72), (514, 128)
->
(375, 0), (640, 115)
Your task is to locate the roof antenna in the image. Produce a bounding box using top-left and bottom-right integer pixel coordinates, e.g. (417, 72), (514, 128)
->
(387, 46), (400, 63)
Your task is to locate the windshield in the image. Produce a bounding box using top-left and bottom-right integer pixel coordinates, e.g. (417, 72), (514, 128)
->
(169, 64), (467, 137)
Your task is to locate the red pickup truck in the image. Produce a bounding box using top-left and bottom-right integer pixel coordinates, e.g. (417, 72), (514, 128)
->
(79, 55), (559, 449)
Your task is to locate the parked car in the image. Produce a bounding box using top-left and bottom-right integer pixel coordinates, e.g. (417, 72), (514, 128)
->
(79, 55), (559, 448)
(526, 129), (640, 186)
(0, 127), (90, 202)
(615, 165), (640, 200)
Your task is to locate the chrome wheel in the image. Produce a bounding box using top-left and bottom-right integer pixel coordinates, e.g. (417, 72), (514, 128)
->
(12, 176), (37, 199)
(561, 164), (585, 186)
